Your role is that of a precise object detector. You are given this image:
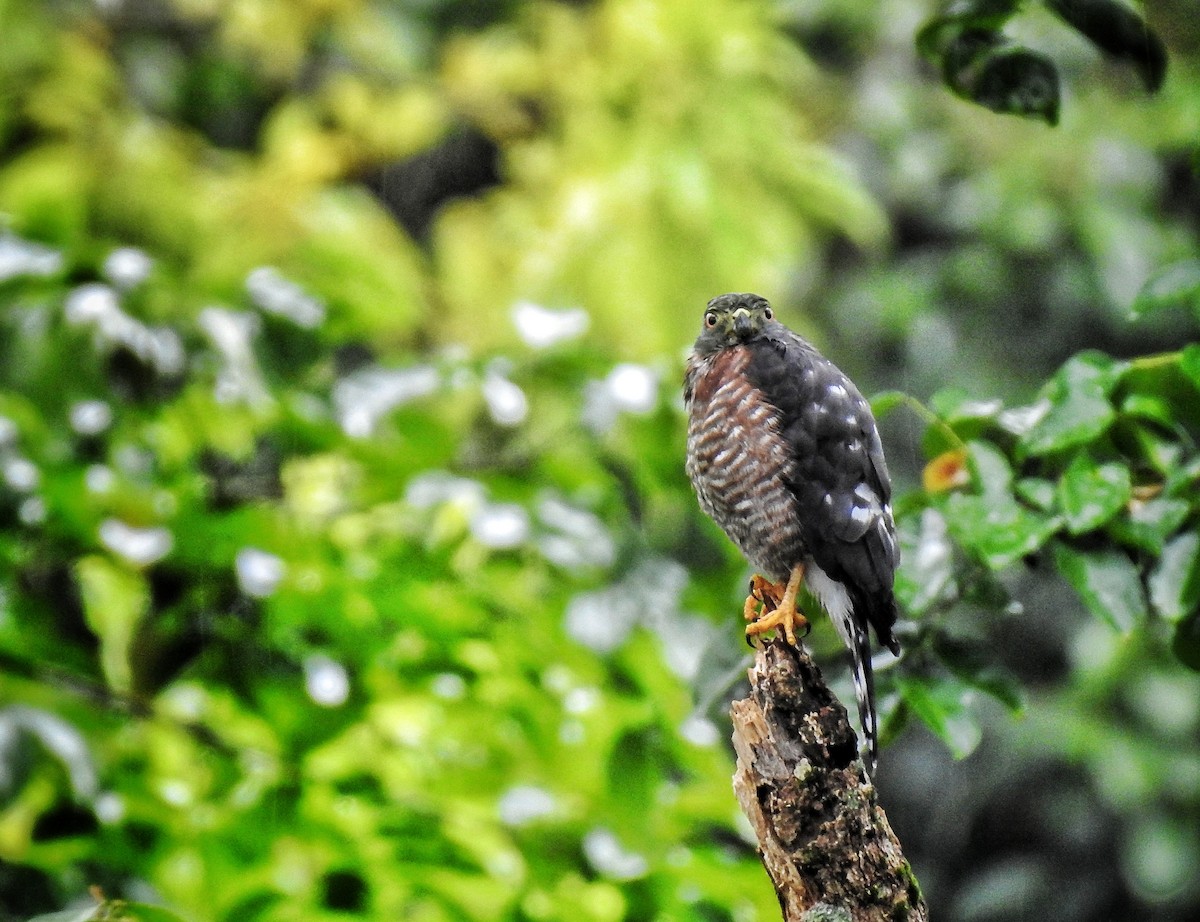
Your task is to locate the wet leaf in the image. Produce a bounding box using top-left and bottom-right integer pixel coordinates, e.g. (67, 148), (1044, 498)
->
(1015, 477), (1056, 512)
(1053, 543), (1147, 632)
(966, 439), (1014, 499)
(944, 492), (1058, 570)
(895, 508), (956, 615)
(1047, 0), (1167, 92)
(1056, 455), (1132, 534)
(1109, 496), (1191, 555)
(1020, 353), (1121, 456)
(1149, 531), (1200, 624)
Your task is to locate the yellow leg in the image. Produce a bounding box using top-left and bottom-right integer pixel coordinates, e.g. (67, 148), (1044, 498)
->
(745, 564), (810, 645)
(743, 574), (783, 621)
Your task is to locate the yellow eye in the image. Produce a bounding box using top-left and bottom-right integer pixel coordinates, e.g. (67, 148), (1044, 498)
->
(704, 311), (718, 328)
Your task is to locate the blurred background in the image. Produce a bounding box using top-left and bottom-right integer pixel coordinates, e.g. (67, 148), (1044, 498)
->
(1, 0), (1199, 920)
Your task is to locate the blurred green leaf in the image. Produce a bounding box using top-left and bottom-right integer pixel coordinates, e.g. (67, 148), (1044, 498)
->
(933, 632), (1024, 712)
(1173, 610), (1200, 672)
(966, 439), (1014, 498)
(27, 902), (193, 922)
(1149, 531), (1200, 624)
(74, 555), (150, 693)
(1056, 455), (1132, 534)
(895, 508), (955, 615)
(1130, 260), (1200, 320)
(968, 47), (1061, 125)
(1020, 353), (1122, 456)
(1108, 495), (1191, 555)
(108, 903), (193, 922)
(916, 0), (1022, 58)
(26, 909), (99, 922)
(897, 674), (982, 759)
(945, 491), (1058, 569)
(869, 389), (911, 419)
(942, 443), (1060, 569)
(1053, 542), (1147, 632)
(1180, 343), (1200, 392)
(1047, 0), (1168, 92)
(1015, 477), (1056, 512)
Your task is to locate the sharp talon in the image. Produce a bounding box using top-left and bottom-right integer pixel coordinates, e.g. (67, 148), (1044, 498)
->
(742, 592), (759, 623)
(743, 564), (809, 646)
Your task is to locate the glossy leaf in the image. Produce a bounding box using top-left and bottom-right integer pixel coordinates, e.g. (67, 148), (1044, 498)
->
(1109, 496), (1191, 556)
(1020, 353), (1121, 456)
(1015, 477), (1057, 512)
(1056, 455), (1132, 534)
(1053, 543), (1147, 632)
(944, 492), (1059, 570)
(895, 508), (956, 615)
(1149, 531), (1200, 624)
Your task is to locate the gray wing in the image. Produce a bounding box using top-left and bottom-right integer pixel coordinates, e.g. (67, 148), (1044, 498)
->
(745, 328), (899, 650)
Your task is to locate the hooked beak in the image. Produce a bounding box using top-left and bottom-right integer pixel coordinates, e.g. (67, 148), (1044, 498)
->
(732, 308), (752, 337)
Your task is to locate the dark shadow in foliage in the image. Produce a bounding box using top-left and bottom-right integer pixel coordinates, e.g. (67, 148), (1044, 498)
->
(919, 0), (1166, 124)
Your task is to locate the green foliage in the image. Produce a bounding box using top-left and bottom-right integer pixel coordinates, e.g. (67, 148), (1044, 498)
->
(919, 0), (1167, 123)
(29, 901), (191, 922)
(1, 1), (1199, 921)
(903, 344), (1200, 677)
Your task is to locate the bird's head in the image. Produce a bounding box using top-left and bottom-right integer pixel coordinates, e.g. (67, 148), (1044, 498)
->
(692, 292), (777, 354)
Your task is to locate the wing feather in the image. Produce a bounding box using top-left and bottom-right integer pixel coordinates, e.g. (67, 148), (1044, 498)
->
(744, 329), (899, 651)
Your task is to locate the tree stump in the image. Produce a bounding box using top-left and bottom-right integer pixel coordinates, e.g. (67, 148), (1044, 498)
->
(730, 638), (927, 921)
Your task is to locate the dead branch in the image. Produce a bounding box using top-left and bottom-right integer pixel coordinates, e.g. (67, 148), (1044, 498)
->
(730, 638), (927, 921)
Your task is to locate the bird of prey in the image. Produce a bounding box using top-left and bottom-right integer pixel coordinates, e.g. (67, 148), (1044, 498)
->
(684, 292), (901, 773)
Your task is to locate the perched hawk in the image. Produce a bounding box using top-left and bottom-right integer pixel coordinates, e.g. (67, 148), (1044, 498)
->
(684, 292), (901, 773)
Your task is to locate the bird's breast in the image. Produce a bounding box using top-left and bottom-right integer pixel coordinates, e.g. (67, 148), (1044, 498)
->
(685, 347), (807, 580)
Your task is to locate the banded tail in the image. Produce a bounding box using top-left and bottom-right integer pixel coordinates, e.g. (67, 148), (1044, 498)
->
(848, 614), (880, 776)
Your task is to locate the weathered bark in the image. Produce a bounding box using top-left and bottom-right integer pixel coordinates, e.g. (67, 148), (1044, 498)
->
(730, 638), (927, 922)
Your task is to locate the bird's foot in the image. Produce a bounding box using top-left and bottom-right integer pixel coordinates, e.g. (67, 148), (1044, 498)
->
(743, 574), (783, 620)
(744, 565), (809, 646)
